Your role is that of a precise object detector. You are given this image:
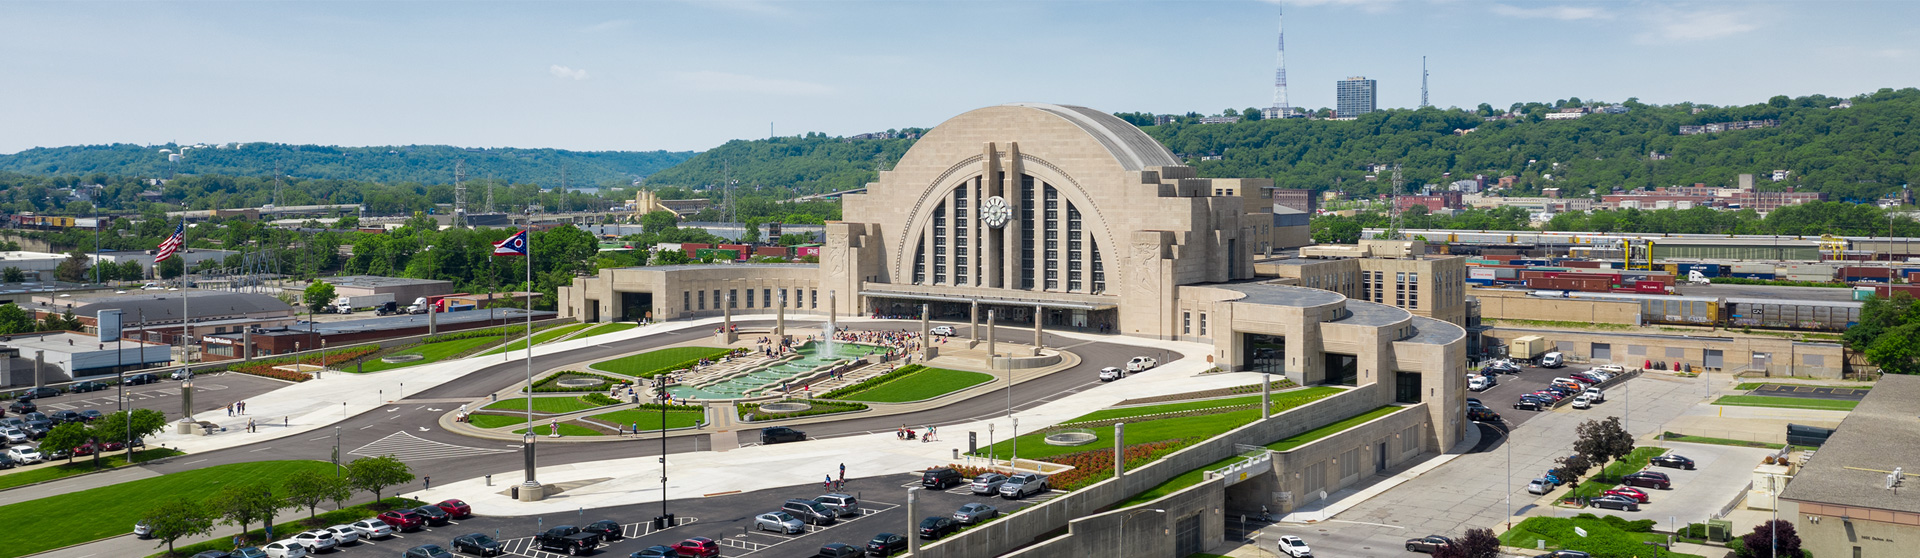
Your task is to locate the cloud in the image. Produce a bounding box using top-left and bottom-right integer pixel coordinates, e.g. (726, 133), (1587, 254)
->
(1490, 4), (1609, 21)
(1637, 7), (1762, 44)
(582, 19), (632, 33)
(671, 70), (832, 96)
(549, 65), (590, 81)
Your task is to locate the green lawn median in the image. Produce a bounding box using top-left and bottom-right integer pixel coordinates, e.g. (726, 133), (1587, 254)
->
(1711, 395), (1857, 411)
(512, 422), (606, 437)
(1076, 386), (1342, 423)
(466, 414), (531, 429)
(359, 335), (501, 373)
(0, 460), (335, 558)
(1500, 514), (1702, 558)
(0, 448), (185, 492)
(1114, 405), (1401, 508)
(1266, 406), (1402, 451)
(482, 322), (591, 356)
(835, 367), (993, 403)
(591, 406), (705, 431)
(973, 408), (1262, 462)
(1659, 432), (1816, 452)
(576, 322), (639, 339)
(483, 394), (621, 414)
(589, 347), (734, 377)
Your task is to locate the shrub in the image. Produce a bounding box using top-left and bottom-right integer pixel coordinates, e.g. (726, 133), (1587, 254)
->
(1041, 438), (1198, 491)
(582, 393), (621, 406)
(217, 346), (380, 382)
(424, 323), (557, 344)
(738, 399), (868, 421)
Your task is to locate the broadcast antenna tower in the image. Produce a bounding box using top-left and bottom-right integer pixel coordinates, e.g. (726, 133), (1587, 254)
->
(486, 174), (496, 214)
(453, 160), (468, 228)
(1270, 4), (1291, 119)
(1390, 164), (1406, 239)
(1420, 56), (1430, 108)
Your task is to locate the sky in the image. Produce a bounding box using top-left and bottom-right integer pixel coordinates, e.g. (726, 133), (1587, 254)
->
(3, 0), (1917, 155)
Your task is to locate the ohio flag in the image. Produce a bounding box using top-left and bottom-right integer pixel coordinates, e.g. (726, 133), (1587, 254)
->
(492, 230), (529, 257)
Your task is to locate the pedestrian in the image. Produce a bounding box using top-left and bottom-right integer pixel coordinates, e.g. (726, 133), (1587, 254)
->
(247, 418), (255, 432)
(284, 416), (288, 428)
(839, 463), (845, 484)
(424, 476), (431, 490)
(226, 403), (233, 416)
(631, 422), (638, 436)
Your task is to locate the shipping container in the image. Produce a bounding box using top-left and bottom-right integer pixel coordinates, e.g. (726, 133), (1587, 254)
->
(1730, 273), (1777, 280)
(1468, 268), (1498, 281)
(796, 246), (821, 257)
(693, 248), (739, 261)
(754, 246), (788, 258)
(1563, 260), (1605, 269)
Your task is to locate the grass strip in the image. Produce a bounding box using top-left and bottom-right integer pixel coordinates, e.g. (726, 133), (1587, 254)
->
(577, 322), (639, 339)
(1733, 382), (1871, 391)
(973, 408), (1263, 462)
(590, 408), (705, 431)
(1266, 406), (1401, 451)
(1115, 454), (1245, 509)
(0, 448), (185, 492)
(1500, 514), (1702, 558)
(1569, 446), (1668, 499)
(482, 323), (592, 356)
(589, 347), (735, 378)
(466, 414), (531, 429)
(483, 396), (608, 414)
(0, 460), (334, 558)
(512, 422), (605, 437)
(837, 367), (994, 403)
(1711, 395), (1857, 411)
(1077, 386), (1342, 423)
(358, 335), (500, 373)
(1659, 433), (1816, 452)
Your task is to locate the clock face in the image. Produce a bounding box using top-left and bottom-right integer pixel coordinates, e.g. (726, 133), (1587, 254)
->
(982, 196), (1013, 229)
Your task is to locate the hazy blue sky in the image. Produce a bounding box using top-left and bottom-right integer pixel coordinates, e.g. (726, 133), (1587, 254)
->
(3, 1), (1916, 154)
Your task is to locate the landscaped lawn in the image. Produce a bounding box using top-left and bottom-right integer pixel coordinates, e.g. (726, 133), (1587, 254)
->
(1116, 454), (1246, 508)
(1569, 446), (1669, 499)
(591, 407), (705, 431)
(1711, 395), (1858, 411)
(513, 422), (605, 437)
(359, 335), (500, 372)
(837, 367), (994, 403)
(0, 448), (184, 492)
(576, 322), (639, 339)
(467, 414), (534, 429)
(1075, 386), (1343, 423)
(1660, 433), (1815, 452)
(482, 323), (591, 356)
(1266, 406), (1402, 451)
(1501, 515), (1702, 558)
(483, 395), (614, 414)
(0, 460), (334, 558)
(973, 408), (1263, 462)
(1734, 382), (1871, 391)
(590, 347), (734, 377)
(148, 497), (423, 558)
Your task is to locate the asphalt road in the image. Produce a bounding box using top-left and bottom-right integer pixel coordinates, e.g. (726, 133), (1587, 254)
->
(147, 319), (1175, 493)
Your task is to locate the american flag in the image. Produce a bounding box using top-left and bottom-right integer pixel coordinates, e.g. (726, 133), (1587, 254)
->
(155, 223), (185, 262)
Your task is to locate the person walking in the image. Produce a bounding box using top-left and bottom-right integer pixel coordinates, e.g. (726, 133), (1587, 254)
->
(838, 463), (846, 485)
(423, 476), (431, 490)
(226, 403), (233, 416)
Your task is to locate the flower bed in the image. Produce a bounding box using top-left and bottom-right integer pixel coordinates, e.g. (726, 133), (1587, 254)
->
(738, 399), (868, 421)
(1040, 438), (1198, 491)
(219, 346), (380, 382)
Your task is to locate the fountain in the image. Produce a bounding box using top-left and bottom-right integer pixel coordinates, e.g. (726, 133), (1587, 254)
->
(665, 341), (887, 400)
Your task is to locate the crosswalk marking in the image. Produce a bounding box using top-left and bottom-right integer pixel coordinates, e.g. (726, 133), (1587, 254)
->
(349, 431), (514, 462)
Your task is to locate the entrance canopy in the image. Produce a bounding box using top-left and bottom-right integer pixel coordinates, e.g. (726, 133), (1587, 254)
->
(858, 289), (1117, 311)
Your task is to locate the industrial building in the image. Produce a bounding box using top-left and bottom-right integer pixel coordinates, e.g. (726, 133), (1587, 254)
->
(320, 275), (454, 304)
(0, 331), (171, 387)
(1782, 374), (1920, 558)
(200, 307), (555, 358)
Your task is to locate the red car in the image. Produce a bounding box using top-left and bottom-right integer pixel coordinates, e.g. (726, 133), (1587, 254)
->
(673, 537), (720, 557)
(435, 499), (472, 519)
(1603, 487), (1650, 503)
(378, 509), (425, 531)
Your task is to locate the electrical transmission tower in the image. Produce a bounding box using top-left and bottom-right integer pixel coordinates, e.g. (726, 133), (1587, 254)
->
(1390, 164), (1406, 239)
(486, 174), (496, 214)
(453, 160), (468, 228)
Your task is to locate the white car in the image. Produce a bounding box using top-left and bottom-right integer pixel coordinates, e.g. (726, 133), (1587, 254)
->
(1277, 535), (1313, 557)
(1099, 367), (1126, 382)
(1592, 364), (1626, 374)
(1468, 376), (1490, 391)
(7, 446), (42, 464)
(293, 530), (337, 552)
(0, 427), (27, 444)
(930, 325), (957, 336)
(1583, 387), (1605, 403)
(349, 519), (393, 539)
(263, 540), (310, 558)
(323, 525), (360, 545)
(1571, 394), (1592, 409)
(1126, 356), (1158, 372)
(1527, 478), (1553, 495)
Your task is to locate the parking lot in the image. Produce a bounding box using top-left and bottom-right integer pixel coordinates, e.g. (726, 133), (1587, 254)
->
(1588, 442), (1776, 524)
(0, 373), (288, 468)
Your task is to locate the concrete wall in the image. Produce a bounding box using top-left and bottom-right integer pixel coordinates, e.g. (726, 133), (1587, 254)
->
(1473, 288), (1642, 325)
(1255, 406), (1429, 514)
(1001, 477), (1224, 558)
(1794, 502), (1913, 558)
(1485, 328), (1847, 378)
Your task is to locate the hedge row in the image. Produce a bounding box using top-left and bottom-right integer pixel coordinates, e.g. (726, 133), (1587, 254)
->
(818, 364), (926, 400)
(738, 399), (869, 422)
(637, 348), (754, 379)
(217, 346), (381, 382)
(424, 321), (562, 344)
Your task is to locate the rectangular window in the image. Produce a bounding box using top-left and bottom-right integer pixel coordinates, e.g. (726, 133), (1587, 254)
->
(729, 289), (738, 308)
(684, 291), (692, 311)
(763, 289), (771, 308)
(810, 289), (818, 309)
(1199, 313), (1208, 336)
(1394, 371), (1422, 404)
(745, 288), (754, 308)
(1408, 272), (1419, 308)
(712, 290), (720, 310)
(1182, 312), (1191, 334)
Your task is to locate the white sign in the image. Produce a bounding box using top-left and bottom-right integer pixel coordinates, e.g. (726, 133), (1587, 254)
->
(1574, 526), (1589, 537)
(97, 310), (122, 343)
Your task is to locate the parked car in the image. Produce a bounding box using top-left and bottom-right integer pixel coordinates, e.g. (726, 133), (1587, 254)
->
(6, 446), (41, 464)
(1603, 487), (1650, 503)
(1098, 367), (1126, 381)
(262, 540), (310, 558)
(20, 387), (60, 400)
(953, 502), (998, 525)
(582, 519), (624, 541)
(1483, 360), (1522, 374)
(534, 526), (599, 555)
(126, 373), (160, 385)
(999, 473), (1048, 499)
(292, 530), (338, 553)
(413, 505), (451, 526)
(1276, 535), (1314, 558)
(867, 532), (909, 556)
(970, 473), (1009, 495)
(348, 519), (394, 539)
(1543, 551), (1593, 558)
(191, 551), (232, 558)
(135, 519), (154, 538)
(230, 547), (268, 558)
(70, 381), (109, 393)
(1590, 494), (1642, 512)
(929, 326), (956, 336)
(0, 454), (14, 469)
(1467, 407), (1502, 422)
(816, 543), (862, 558)
(1571, 394), (1593, 409)
(1582, 387), (1606, 403)
(435, 498), (472, 518)
(761, 426), (807, 444)
(1405, 535), (1453, 554)
(1, 428), (28, 444)
(450, 533), (503, 556)
(922, 467), (964, 489)
(1650, 454), (1696, 470)
(322, 525), (359, 546)
(1468, 375), (1492, 391)
(673, 536), (720, 558)
(815, 493), (862, 518)
(755, 511), (805, 534)
(78, 409), (103, 422)
(917, 516), (959, 540)
(1126, 356), (1158, 372)
(401, 545), (454, 558)
(377, 509), (425, 531)
(1540, 352), (1565, 368)
(1513, 399), (1544, 411)
(783, 498), (839, 525)
(631, 546), (676, 558)
(1527, 478), (1553, 495)
(1623, 471), (1672, 490)
(6, 400), (35, 414)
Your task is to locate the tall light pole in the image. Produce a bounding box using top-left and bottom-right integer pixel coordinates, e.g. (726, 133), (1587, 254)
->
(1481, 419), (1514, 529)
(1119, 508), (1165, 557)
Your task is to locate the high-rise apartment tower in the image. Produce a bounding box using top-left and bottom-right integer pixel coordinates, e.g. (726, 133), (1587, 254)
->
(1337, 76), (1377, 118)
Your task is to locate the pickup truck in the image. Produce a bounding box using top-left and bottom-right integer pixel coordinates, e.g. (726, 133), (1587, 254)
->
(535, 525), (599, 555)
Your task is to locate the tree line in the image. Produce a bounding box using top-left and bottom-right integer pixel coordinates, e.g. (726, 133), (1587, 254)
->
(0, 143), (694, 187)
(1308, 200), (1920, 244)
(137, 455), (417, 553)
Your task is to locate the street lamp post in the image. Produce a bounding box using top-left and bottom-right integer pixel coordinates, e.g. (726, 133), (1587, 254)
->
(656, 376), (672, 529)
(1480, 419), (1514, 529)
(1119, 508), (1166, 558)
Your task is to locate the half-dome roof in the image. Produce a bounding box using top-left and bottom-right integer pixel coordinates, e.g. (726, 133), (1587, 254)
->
(1000, 103), (1180, 171)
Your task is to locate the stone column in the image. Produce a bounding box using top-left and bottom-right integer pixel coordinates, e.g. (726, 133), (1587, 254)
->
(775, 290), (786, 338)
(242, 327), (253, 361)
(33, 350), (43, 388)
(967, 300), (979, 349)
(985, 310), (996, 370)
(1032, 304), (1044, 356)
(1005, 142), (1023, 290)
(827, 291), (837, 334)
(428, 305), (438, 336)
(919, 304), (933, 361)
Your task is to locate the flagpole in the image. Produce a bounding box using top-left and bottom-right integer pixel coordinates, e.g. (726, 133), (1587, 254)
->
(521, 210), (540, 496)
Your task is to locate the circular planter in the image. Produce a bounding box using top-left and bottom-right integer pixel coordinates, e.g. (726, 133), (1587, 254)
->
(556, 378), (606, 388)
(758, 402), (812, 413)
(381, 354), (426, 364)
(1044, 429), (1097, 446)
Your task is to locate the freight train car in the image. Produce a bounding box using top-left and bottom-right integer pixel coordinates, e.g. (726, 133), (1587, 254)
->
(1525, 290), (1862, 332)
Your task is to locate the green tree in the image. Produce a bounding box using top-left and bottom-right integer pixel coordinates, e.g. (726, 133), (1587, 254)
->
(209, 482), (280, 539)
(650, 249), (691, 266)
(283, 468), (349, 518)
(1849, 294), (1920, 374)
(1737, 519), (1803, 558)
(1457, 527), (1500, 558)
(158, 257), (183, 279)
(140, 498), (216, 554)
(346, 455), (414, 501)
(641, 210), (678, 235)
(1553, 453), (1593, 490)
(38, 422), (89, 463)
(0, 304), (34, 334)
(1573, 417), (1635, 480)
(336, 215), (361, 229)
(304, 281), (338, 313)
(54, 250), (90, 283)
(1, 267), (21, 282)
(97, 408), (169, 462)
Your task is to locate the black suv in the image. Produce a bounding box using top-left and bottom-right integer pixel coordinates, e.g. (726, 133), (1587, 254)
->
(761, 426), (806, 444)
(866, 533), (908, 557)
(922, 467), (963, 489)
(1467, 407), (1501, 422)
(581, 519), (623, 541)
(450, 533), (503, 556)
(782, 499), (838, 526)
(125, 373), (160, 385)
(1512, 399), (1543, 411)
(49, 410), (82, 424)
